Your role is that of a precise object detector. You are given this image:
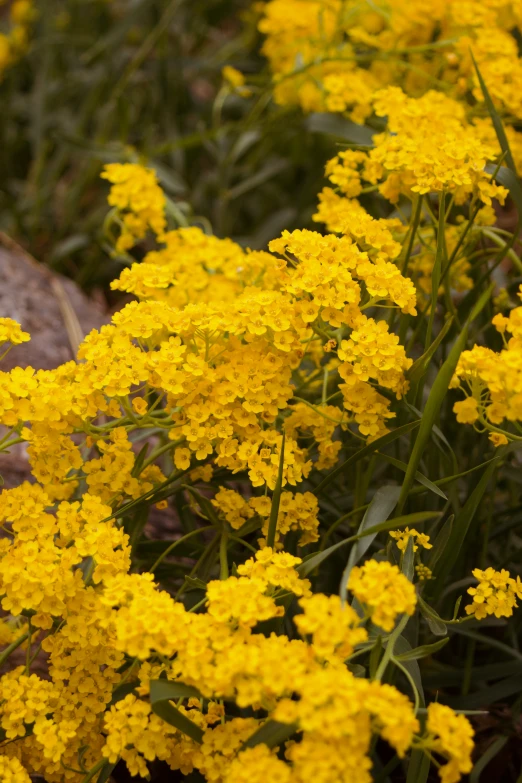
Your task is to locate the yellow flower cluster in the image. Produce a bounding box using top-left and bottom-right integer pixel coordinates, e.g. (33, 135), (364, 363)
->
(295, 593), (368, 661)
(318, 89), (507, 206)
(466, 567), (522, 620)
(390, 527), (432, 552)
(212, 487), (320, 545)
(102, 162), (167, 251)
(255, 0), (517, 312)
(0, 317), (30, 346)
(348, 560), (417, 631)
(103, 694), (205, 777)
(0, 755), (31, 783)
(423, 703), (475, 783)
(452, 286), (522, 443)
(258, 0), (522, 132)
(111, 225), (279, 306)
(0, 140), (513, 783)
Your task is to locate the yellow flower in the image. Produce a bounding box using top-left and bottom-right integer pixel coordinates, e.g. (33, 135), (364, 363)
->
(348, 560), (416, 632)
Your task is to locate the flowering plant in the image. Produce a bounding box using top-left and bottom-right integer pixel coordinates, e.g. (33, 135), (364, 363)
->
(0, 1), (522, 782)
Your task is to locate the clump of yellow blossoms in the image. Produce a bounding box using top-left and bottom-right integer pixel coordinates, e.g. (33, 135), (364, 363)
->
(102, 162), (167, 251)
(466, 567), (522, 620)
(424, 703), (475, 783)
(348, 560), (417, 631)
(390, 527), (432, 552)
(212, 487), (320, 545)
(0, 147), (516, 783)
(0, 755), (31, 783)
(318, 89), (507, 205)
(452, 285), (522, 444)
(257, 0), (522, 149)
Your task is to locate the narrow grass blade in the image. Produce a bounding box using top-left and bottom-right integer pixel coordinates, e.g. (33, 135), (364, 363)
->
(183, 486), (221, 527)
(428, 514), (454, 570)
(150, 680), (204, 743)
(395, 637), (449, 662)
(378, 453), (447, 500)
(397, 284), (493, 515)
(471, 50), (517, 175)
(425, 192), (446, 349)
(431, 460), (498, 583)
(267, 431), (285, 548)
(306, 113), (375, 146)
(242, 720), (297, 750)
(339, 486), (401, 603)
(447, 676), (522, 710)
(417, 595), (447, 636)
(402, 535), (415, 582)
(407, 315), (453, 385)
(406, 750), (431, 783)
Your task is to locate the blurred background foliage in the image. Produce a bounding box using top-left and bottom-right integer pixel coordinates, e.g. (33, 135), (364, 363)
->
(0, 0), (338, 294)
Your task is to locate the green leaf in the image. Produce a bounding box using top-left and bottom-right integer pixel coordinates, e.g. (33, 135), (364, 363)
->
(313, 420), (420, 496)
(150, 680), (204, 743)
(471, 50), (517, 175)
(417, 595), (447, 637)
(347, 662), (366, 678)
(426, 191), (446, 348)
(452, 595), (462, 621)
(131, 442), (150, 478)
(369, 636), (383, 679)
(397, 284), (493, 515)
(184, 576), (207, 591)
(406, 750), (431, 783)
(183, 486), (222, 528)
(402, 536), (415, 582)
(97, 762), (117, 783)
(432, 460), (498, 583)
(242, 720), (297, 750)
(339, 486), (401, 602)
(305, 113), (375, 146)
(298, 511), (440, 577)
(428, 515), (454, 570)
(393, 635), (425, 705)
(407, 316), (454, 384)
(267, 431), (285, 549)
(396, 637), (449, 661)
(377, 453), (447, 500)
(226, 159), (290, 200)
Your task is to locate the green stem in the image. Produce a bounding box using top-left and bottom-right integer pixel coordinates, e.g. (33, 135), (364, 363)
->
(374, 614), (409, 680)
(393, 657), (420, 713)
(219, 533), (229, 580)
(480, 227), (522, 273)
(400, 195), (423, 275)
(81, 758), (107, 783)
(150, 526), (214, 573)
(0, 630), (29, 668)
